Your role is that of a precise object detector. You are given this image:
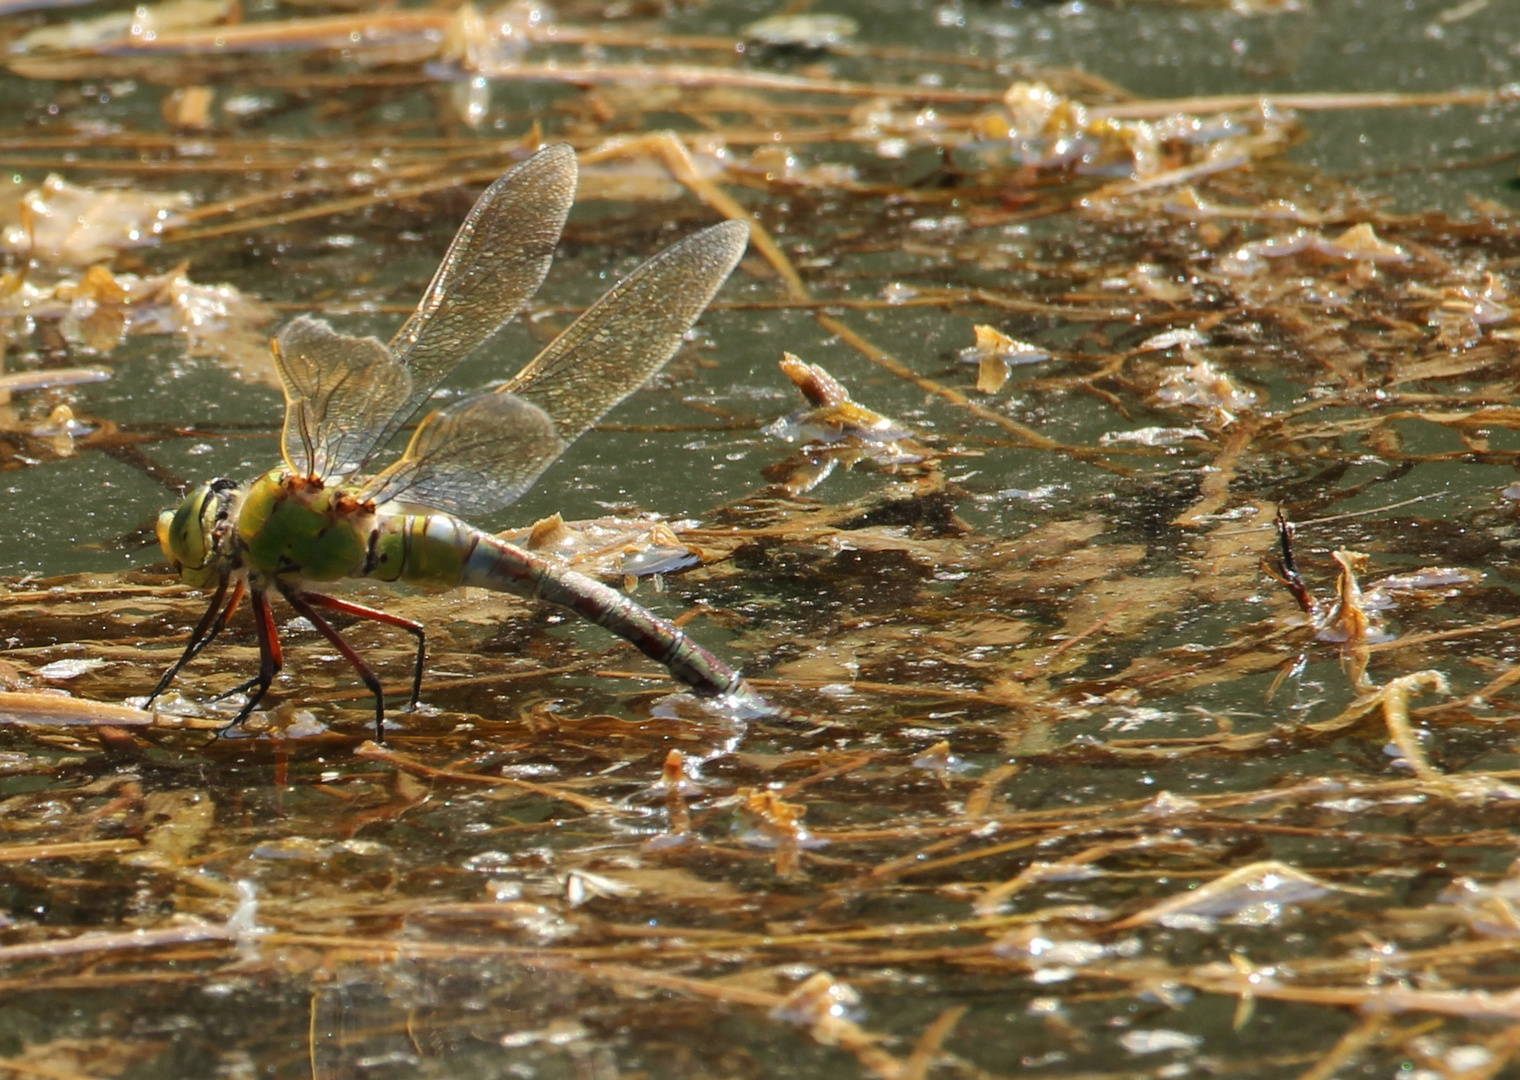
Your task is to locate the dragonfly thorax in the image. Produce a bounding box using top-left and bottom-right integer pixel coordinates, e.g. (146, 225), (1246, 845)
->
(237, 469), (376, 584)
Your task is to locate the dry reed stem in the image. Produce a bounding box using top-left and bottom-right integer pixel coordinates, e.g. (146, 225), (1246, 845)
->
(351, 741), (616, 813)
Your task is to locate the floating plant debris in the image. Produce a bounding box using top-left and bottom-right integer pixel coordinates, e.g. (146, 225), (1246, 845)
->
(4, 1), (1520, 1076)
(0, 174), (193, 266)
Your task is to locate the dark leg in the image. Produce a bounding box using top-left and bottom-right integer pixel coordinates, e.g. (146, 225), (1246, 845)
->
(297, 592), (427, 713)
(146, 573), (241, 705)
(207, 577), (248, 639)
(219, 587), (282, 736)
(210, 674), (262, 703)
(279, 586), (391, 743)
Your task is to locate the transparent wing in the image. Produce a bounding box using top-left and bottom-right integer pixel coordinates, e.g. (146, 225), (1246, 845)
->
(273, 315), (413, 480)
(357, 143), (580, 465)
(358, 392), (566, 518)
(500, 218), (750, 448)
(357, 219), (749, 520)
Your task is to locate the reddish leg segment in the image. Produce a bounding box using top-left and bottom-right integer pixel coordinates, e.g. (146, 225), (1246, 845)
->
(296, 591), (427, 713)
(278, 586), (395, 742)
(221, 587), (283, 735)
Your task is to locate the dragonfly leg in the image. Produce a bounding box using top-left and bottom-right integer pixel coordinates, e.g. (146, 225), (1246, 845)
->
(209, 674), (261, 703)
(217, 587), (282, 737)
(146, 573), (244, 706)
(295, 592), (427, 713)
(278, 586), (392, 743)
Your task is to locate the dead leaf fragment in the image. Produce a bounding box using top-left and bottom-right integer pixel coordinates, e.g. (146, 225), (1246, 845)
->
(1110, 861), (1369, 930)
(0, 175), (193, 266)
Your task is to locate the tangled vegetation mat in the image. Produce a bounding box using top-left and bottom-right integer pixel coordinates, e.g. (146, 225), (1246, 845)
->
(2, 1), (1520, 1076)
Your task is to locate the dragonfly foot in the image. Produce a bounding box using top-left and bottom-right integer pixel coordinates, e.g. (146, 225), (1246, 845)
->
(204, 718), (253, 747)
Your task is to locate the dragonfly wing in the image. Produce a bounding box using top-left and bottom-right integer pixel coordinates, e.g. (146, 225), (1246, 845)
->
(273, 315), (413, 480)
(500, 218), (750, 449)
(358, 218), (748, 521)
(358, 392), (567, 518)
(365, 144), (580, 462)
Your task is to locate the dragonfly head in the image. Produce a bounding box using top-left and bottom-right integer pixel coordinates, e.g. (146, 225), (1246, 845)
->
(157, 478), (241, 587)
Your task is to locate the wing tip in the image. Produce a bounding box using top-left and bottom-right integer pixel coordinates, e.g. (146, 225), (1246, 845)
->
(684, 217), (751, 278)
(479, 142), (580, 203)
(536, 142), (578, 164)
(704, 216), (752, 250)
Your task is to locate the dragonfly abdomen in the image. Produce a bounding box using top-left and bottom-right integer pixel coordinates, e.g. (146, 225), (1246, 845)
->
(368, 510), (480, 586)
(373, 512), (744, 698)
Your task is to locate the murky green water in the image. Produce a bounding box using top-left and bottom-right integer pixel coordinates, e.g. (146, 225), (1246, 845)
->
(2, 0), (1516, 578)
(3, 1), (1520, 1078)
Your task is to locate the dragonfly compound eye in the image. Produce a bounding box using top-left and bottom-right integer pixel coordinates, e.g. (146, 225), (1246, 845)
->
(159, 483), (225, 577)
(154, 510), (179, 570)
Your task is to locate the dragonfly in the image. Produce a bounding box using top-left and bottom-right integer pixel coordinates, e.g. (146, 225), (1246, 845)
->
(149, 143), (753, 741)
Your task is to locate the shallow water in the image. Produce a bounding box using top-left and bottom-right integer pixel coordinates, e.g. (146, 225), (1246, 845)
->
(2, 1), (1520, 1077)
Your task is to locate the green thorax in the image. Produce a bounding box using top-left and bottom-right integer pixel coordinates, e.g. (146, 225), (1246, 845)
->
(237, 470), (374, 582)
